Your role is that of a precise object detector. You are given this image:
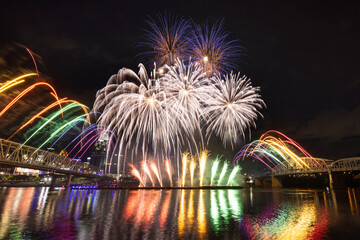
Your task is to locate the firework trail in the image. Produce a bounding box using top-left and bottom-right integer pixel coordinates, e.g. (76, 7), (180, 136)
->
(58, 127), (102, 164)
(123, 148), (243, 187)
(0, 82), (62, 118)
(0, 73), (36, 94)
(198, 150), (208, 186)
(0, 76), (94, 154)
(0, 50), (112, 174)
(129, 164), (144, 186)
(227, 165), (240, 186)
(217, 162), (228, 186)
(150, 161), (163, 186)
(8, 98), (89, 139)
(69, 131), (105, 161)
(181, 152), (188, 187)
(143, 161), (155, 187)
(22, 103), (86, 145)
(190, 159), (196, 187)
(25, 48), (39, 77)
(34, 115), (89, 151)
(234, 130), (323, 174)
(210, 157), (220, 186)
(165, 158), (172, 186)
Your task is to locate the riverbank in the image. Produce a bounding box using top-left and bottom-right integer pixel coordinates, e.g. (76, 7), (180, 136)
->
(70, 185), (244, 190)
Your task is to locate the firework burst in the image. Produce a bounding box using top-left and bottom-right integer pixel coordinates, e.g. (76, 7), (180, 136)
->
(93, 67), (144, 116)
(94, 63), (194, 174)
(93, 15), (264, 179)
(140, 13), (192, 66)
(140, 14), (244, 77)
(190, 20), (243, 76)
(162, 59), (212, 150)
(204, 72), (265, 149)
(93, 58), (265, 178)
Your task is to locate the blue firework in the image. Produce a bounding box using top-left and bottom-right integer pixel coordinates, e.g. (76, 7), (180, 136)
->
(190, 20), (244, 76)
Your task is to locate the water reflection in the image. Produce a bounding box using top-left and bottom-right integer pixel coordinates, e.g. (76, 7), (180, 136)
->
(0, 187), (359, 239)
(241, 201), (328, 239)
(0, 188), (35, 239)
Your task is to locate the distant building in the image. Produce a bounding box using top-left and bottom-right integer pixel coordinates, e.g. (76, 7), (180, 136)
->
(0, 164), (49, 176)
(90, 132), (109, 172)
(0, 165), (14, 175)
(14, 167), (40, 175)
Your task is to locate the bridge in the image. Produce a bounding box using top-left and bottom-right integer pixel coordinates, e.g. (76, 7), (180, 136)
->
(0, 138), (114, 186)
(254, 157), (360, 189)
(272, 157), (360, 175)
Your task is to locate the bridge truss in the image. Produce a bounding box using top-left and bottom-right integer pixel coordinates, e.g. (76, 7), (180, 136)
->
(274, 157), (360, 176)
(0, 138), (109, 178)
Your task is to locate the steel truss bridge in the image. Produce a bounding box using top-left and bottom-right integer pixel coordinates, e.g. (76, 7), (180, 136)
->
(0, 138), (112, 178)
(273, 157), (360, 176)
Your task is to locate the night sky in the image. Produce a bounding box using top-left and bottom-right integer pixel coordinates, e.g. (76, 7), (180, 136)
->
(0, 0), (359, 163)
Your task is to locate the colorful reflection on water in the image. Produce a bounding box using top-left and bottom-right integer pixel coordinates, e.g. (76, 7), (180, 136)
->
(0, 187), (359, 239)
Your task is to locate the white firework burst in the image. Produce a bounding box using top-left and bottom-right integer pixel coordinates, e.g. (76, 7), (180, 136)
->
(94, 63), (191, 174)
(93, 59), (265, 178)
(93, 66), (148, 115)
(204, 73), (265, 149)
(162, 59), (212, 150)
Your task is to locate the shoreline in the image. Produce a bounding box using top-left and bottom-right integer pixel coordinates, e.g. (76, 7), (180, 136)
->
(0, 183), (243, 189)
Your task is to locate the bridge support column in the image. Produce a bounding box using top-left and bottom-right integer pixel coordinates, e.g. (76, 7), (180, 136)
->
(328, 171), (334, 190)
(49, 174), (57, 189)
(254, 177), (263, 187)
(65, 174), (72, 188)
(272, 176), (283, 188)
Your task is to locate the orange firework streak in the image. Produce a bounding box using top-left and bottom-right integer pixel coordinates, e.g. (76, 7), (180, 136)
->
(0, 80), (25, 93)
(129, 164), (144, 186)
(0, 73), (37, 93)
(8, 98), (90, 140)
(250, 137), (310, 169)
(244, 131), (314, 170)
(0, 82), (63, 119)
(150, 161), (162, 186)
(261, 130), (316, 161)
(143, 161), (155, 187)
(261, 132), (315, 169)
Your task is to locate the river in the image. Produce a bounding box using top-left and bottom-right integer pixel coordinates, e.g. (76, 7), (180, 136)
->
(0, 187), (359, 239)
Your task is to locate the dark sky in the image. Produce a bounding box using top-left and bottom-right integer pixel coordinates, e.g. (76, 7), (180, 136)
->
(0, 0), (359, 161)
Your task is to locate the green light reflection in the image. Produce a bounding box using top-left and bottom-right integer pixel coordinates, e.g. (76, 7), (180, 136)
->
(228, 190), (243, 220)
(210, 190), (220, 234)
(219, 190), (230, 226)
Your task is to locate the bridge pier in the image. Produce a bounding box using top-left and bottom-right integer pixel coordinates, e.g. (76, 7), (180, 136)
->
(49, 174), (57, 189)
(254, 177), (263, 187)
(65, 174), (72, 188)
(271, 176), (283, 188)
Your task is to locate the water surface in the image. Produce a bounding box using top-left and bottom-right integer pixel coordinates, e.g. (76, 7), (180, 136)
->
(0, 187), (359, 239)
